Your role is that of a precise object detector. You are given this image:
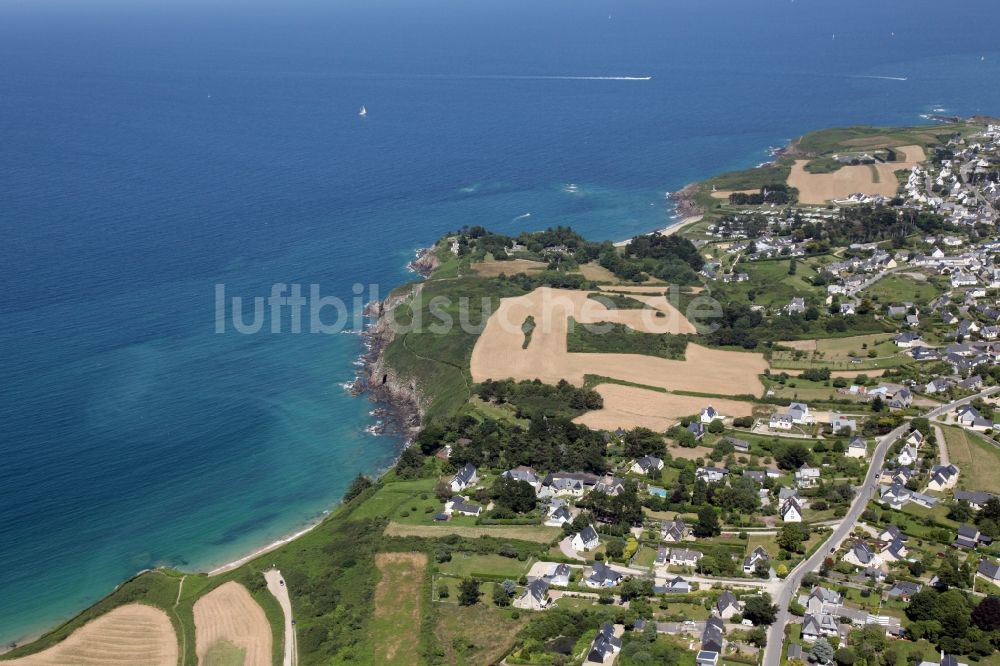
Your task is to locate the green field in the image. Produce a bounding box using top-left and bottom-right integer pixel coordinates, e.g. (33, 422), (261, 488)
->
(941, 426), (1000, 494)
(864, 273), (946, 305)
(437, 553), (531, 579)
(567, 318), (691, 359)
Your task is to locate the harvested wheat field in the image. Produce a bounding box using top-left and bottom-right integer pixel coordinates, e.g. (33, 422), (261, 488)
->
(710, 188), (756, 199)
(574, 383), (755, 431)
(372, 552), (428, 666)
(598, 284), (703, 294)
(7, 604), (177, 666)
(470, 287), (767, 398)
(471, 258), (546, 277)
(777, 339), (818, 351)
(193, 581), (272, 666)
(789, 145), (924, 204)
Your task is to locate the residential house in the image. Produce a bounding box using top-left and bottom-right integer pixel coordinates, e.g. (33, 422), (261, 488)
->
(544, 501), (573, 527)
(724, 437), (751, 454)
(503, 465), (540, 487)
(769, 412), (794, 430)
(742, 546), (770, 574)
(593, 475), (627, 496)
(886, 580), (922, 600)
(444, 496), (483, 517)
(631, 456), (664, 476)
(687, 422), (706, 441)
(700, 405), (722, 424)
(587, 623), (622, 663)
(696, 467), (729, 484)
(843, 542), (883, 568)
(806, 586), (843, 614)
(896, 445), (918, 467)
(661, 519), (689, 543)
(830, 413), (858, 434)
(925, 377), (952, 394)
(715, 590), (742, 619)
(788, 297), (806, 314)
(544, 563), (572, 587)
(954, 490), (998, 510)
(655, 547), (669, 566)
(882, 538), (908, 562)
(801, 613), (839, 642)
(780, 496), (803, 522)
(927, 464), (960, 491)
(571, 525), (600, 552)
(450, 463), (478, 492)
(669, 548), (703, 567)
(586, 562), (624, 588)
(956, 405), (993, 431)
(846, 436), (868, 458)
(660, 575), (691, 594)
(514, 578), (552, 610)
(538, 471), (599, 498)
(796, 465), (821, 488)
(977, 558), (1000, 584)
(701, 616), (725, 654)
(895, 332), (922, 348)
(878, 525), (907, 543)
(955, 524), (982, 549)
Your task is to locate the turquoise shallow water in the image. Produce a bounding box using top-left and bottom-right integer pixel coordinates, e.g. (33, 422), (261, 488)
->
(1, 0), (1000, 644)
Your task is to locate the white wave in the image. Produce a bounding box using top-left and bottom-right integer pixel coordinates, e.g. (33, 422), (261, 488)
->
(512, 212), (532, 222)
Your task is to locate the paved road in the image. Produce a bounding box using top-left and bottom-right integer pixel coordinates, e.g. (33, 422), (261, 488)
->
(265, 569), (296, 666)
(558, 537), (587, 561)
(761, 387), (1000, 666)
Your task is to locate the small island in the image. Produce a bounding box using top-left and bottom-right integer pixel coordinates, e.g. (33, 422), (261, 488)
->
(6, 119), (1000, 666)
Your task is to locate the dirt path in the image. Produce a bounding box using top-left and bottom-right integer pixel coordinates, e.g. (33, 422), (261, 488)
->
(265, 570), (295, 666)
(934, 424), (950, 466)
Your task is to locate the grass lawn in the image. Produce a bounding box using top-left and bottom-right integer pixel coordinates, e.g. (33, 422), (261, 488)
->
(940, 426), (1000, 494)
(865, 274), (944, 305)
(437, 554), (531, 579)
(348, 477), (439, 520)
(715, 258), (824, 311)
(385, 522), (560, 544)
(435, 603), (528, 666)
(746, 533), (778, 558)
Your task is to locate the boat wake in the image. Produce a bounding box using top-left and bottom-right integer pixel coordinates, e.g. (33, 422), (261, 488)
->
(854, 75), (908, 81)
(512, 212), (532, 222)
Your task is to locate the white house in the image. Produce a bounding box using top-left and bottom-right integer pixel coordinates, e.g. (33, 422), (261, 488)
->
(715, 590), (742, 619)
(450, 463), (478, 492)
(780, 496), (803, 522)
(571, 525), (600, 552)
(700, 405), (724, 424)
(927, 464), (960, 491)
(846, 436), (868, 459)
(444, 496), (483, 517)
(668, 548), (703, 567)
(513, 578), (552, 610)
(795, 465), (821, 488)
(631, 456), (664, 476)
(843, 542), (883, 569)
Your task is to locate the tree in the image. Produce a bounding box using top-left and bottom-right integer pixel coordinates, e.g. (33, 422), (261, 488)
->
(776, 443), (811, 470)
(777, 523), (807, 552)
(694, 506), (721, 538)
(493, 580), (514, 607)
(810, 638), (834, 665)
(972, 595), (1000, 631)
(458, 578), (481, 606)
(438, 583), (449, 599)
(834, 647), (856, 666)
(493, 476), (537, 514)
(708, 419), (725, 434)
(343, 473), (374, 502)
(743, 593), (778, 626)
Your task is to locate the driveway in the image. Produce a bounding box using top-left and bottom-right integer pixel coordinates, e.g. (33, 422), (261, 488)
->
(265, 569), (296, 666)
(559, 537), (587, 561)
(934, 424), (949, 465)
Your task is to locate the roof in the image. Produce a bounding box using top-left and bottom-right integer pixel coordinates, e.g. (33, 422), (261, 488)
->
(578, 525), (599, 543)
(454, 463), (477, 484)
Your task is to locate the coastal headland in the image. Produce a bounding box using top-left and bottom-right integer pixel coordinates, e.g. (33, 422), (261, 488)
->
(7, 116), (1000, 666)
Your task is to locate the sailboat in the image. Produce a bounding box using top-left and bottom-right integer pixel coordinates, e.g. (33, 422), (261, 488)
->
(359, 105), (367, 118)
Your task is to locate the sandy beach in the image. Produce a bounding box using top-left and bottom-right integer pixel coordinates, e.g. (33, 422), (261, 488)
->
(614, 214), (703, 246)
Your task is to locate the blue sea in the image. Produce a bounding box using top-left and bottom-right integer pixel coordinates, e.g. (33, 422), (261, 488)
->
(1, 0), (999, 645)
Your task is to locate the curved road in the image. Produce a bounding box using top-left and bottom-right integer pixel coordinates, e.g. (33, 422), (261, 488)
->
(265, 569), (296, 666)
(761, 387), (1000, 666)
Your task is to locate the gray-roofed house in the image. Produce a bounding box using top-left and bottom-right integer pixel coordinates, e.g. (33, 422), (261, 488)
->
(846, 436), (868, 458)
(444, 496), (483, 517)
(514, 578), (552, 610)
(927, 464), (960, 491)
(806, 586), (843, 614)
(715, 590), (742, 619)
(586, 562), (624, 588)
(801, 613), (839, 641)
(886, 580), (922, 600)
(955, 524), (981, 549)
(669, 548), (703, 567)
(978, 558), (1000, 583)
(587, 623), (622, 663)
(631, 455), (664, 476)
(844, 542), (882, 568)
(503, 465), (540, 486)
(956, 405), (993, 431)
(742, 546), (769, 574)
(571, 525), (600, 552)
(450, 463), (478, 492)
(954, 490), (998, 510)
(661, 519), (689, 543)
